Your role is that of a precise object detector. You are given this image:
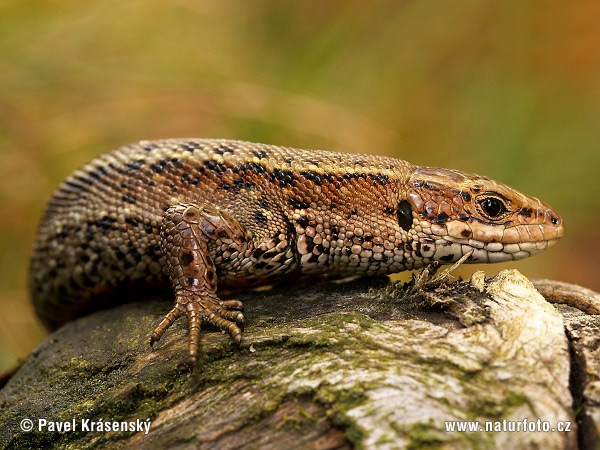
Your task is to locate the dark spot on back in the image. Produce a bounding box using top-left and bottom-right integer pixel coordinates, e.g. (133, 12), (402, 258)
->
(297, 216), (309, 228)
(301, 171), (323, 184)
(204, 160), (226, 173)
(289, 198), (310, 210)
(56, 229), (69, 242)
(125, 159), (145, 172)
(151, 163), (164, 174)
(253, 150), (268, 159)
(75, 175), (94, 185)
(254, 211), (268, 225)
(181, 142), (197, 152)
(92, 216), (117, 232)
(146, 244), (160, 257)
(270, 168), (294, 187)
(368, 173), (388, 186)
(263, 250), (278, 259)
(88, 170), (102, 180)
(125, 217), (139, 227)
(231, 178), (255, 192)
(217, 144), (235, 154)
(122, 195), (137, 204)
(65, 179), (88, 192)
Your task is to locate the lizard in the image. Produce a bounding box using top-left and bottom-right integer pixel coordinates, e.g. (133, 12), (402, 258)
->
(28, 139), (564, 364)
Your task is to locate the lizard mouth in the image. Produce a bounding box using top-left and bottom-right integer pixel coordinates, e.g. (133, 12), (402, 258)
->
(484, 235), (562, 262)
(413, 216), (564, 265)
(411, 235), (563, 265)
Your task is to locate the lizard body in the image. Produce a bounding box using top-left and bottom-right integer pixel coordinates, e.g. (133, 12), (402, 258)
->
(29, 139), (564, 363)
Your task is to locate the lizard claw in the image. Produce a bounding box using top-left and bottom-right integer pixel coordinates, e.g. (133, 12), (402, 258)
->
(220, 299), (244, 311)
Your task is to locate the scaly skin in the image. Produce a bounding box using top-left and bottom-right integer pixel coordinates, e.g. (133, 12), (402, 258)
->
(29, 139), (564, 364)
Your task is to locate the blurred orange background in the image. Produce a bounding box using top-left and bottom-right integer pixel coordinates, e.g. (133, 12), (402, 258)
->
(1, 1), (599, 372)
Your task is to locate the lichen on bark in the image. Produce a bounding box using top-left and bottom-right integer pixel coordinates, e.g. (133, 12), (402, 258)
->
(0, 270), (590, 449)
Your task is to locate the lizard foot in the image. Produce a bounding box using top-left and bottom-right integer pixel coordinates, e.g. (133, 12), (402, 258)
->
(156, 202), (250, 365)
(150, 295), (245, 365)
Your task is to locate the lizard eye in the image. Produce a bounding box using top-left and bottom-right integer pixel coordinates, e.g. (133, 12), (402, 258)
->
(477, 196), (507, 219)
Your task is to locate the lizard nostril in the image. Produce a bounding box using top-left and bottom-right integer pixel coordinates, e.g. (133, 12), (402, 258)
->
(548, 211), (560, 226)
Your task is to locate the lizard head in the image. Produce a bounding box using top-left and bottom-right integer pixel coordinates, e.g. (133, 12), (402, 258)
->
(402, 166), (564, 265)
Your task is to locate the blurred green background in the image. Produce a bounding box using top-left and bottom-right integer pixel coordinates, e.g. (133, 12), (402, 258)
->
(1, 0), (599, 373)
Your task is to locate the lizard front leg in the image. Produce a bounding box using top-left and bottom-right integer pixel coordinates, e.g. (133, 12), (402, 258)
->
(151, 203), (246, 365)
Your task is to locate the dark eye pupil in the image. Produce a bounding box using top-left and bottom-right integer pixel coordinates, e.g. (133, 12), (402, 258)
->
(482, 198), (503, 217)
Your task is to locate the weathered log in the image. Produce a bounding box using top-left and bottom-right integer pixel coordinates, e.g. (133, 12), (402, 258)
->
(1, 270), (597, 449)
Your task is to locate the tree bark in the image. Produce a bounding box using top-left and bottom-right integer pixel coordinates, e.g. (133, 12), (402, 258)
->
(1, 269), (598, 449)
